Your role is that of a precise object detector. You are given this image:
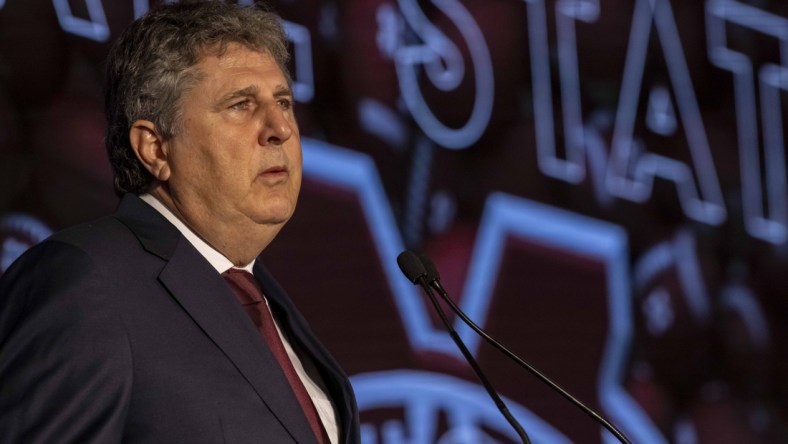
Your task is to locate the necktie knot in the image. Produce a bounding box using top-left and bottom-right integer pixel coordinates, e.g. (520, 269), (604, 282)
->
(222, 268), (264, 305)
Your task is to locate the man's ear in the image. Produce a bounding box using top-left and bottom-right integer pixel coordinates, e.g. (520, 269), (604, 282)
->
(130, 120), (170, 181)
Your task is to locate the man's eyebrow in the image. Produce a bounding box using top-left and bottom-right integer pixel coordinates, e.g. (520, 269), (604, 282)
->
(216, 85), (292, 107)
(273, 85), (293, 98)
(219, 85), (259, 103)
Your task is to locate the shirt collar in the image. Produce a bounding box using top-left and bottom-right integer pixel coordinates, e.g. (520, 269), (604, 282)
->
(139, 193), (254, 274)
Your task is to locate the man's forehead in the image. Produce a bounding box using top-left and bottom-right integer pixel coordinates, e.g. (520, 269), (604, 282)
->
(193, 47), (289, 90)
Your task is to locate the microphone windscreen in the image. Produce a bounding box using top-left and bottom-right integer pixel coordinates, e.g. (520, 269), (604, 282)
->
(418, 254), (440, 282)
(397, 250), (427, 283)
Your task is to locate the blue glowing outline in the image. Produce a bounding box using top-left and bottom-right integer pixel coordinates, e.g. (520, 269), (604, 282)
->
(526, 0), (600, 183)
(720, 283), (770, 348)
(607, 0), (726, 226)
(585, 112), (617, 208)
(0, 213), (52, 243)
(302, 139), (454, 354)
(283, 20), (315, 103)
(461, 193), (665, 444)
(673, 229), (711, 322)
(633, 228), (711, 325)
(525, 0), (617, 206)
(393, 0), (494, 149)
(645, 85), (678, 136)
(0, 213), (53, 273)
(357, 98), (408, 149)
(706, 0), (788, 244)
(303, 139), (664, 443)
(133, 0), (147, 19)
(52, 0), (110, 42)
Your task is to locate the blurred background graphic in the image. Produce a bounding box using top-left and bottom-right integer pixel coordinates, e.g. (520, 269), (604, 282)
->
(1, 0), (787, 442)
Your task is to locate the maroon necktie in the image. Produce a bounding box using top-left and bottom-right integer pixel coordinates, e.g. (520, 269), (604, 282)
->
(222, 268), (330, 444)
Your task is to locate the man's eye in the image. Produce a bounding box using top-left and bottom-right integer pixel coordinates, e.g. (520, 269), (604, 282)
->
(277, 98), (293, 110)
(230, 100), (250, 110)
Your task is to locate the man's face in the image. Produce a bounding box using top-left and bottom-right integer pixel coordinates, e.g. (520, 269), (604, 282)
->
(163, 44), (302, 233)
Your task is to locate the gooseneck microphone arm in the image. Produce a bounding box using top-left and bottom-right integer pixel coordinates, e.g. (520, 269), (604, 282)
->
(396, 251), (531, 444)
(417, 253), (632, 444)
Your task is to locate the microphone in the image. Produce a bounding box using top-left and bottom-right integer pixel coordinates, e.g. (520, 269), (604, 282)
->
(396, 250), (429, 284)
(396, 251), (531, 444)
(416, 253), (632, 444)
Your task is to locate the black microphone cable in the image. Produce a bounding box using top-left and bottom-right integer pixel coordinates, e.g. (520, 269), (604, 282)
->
(417, 253), (632, 444)
(396, 251), (531, 444)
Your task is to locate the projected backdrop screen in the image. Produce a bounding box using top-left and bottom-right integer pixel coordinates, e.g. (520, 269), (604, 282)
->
(1, 0), (787, 443)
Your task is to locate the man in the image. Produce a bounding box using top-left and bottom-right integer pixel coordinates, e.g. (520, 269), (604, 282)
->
(0, 2), (359, 443)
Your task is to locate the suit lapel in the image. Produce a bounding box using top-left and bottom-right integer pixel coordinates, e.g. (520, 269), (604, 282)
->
(114, 194), (318, 444)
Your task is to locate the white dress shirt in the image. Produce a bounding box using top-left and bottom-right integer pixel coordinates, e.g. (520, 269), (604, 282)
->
(139, 194), (339, 443)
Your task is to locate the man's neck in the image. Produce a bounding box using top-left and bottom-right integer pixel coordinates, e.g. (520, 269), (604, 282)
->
(145, 186), (276, 266)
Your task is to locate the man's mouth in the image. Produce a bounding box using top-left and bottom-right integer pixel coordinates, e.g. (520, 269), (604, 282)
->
(258, 165), (289, 181)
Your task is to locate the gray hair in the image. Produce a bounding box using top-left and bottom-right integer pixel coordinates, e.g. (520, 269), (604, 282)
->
(104, 1), (291, 195)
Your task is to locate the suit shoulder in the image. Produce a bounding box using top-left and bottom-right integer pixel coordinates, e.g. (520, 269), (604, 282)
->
(0, 216), (140, 331)
(47, 215), (137, 253)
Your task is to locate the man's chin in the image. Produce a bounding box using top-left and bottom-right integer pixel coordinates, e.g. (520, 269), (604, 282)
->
(251, 211), (293, 228)
(242, 196), (296, 225)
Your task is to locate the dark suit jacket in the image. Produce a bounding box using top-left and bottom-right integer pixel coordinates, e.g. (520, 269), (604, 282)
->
(0, 194), (359, 443)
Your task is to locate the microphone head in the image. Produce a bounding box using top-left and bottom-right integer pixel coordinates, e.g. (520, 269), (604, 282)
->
(397, 250), (428, 284)
(418, 254), (440, 282)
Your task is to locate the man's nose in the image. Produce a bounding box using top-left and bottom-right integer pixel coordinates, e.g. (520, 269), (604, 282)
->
(259, 107), (293, 146)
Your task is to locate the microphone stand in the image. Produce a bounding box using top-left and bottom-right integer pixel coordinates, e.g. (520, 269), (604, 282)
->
(414, 275), (531, 444)
(426, 277), (632, 444)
